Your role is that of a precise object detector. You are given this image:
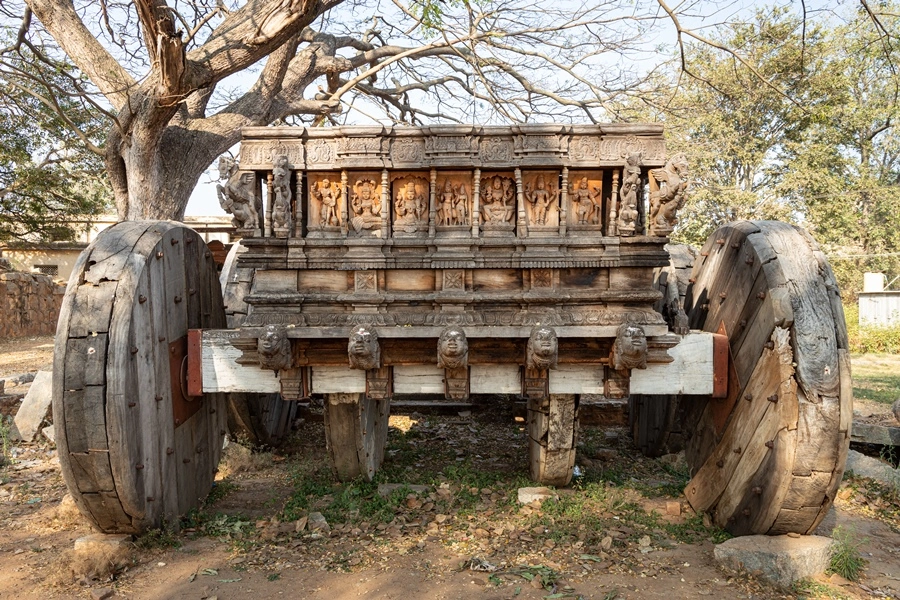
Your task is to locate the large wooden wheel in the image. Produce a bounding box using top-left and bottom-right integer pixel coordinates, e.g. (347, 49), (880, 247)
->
(220, 242), (298, 446)
(323, 393), (391, 481)
(672, 221), (851, 536)
(52, 221), (228, 533)
(528, 394), (578, 486)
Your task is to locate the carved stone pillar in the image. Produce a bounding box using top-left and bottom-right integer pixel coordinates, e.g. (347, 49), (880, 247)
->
(515, 167), (527, 238)
(472, 168), (481, 238)
(609, 170), (619, 237)
(294, 171), (304, 238)
(340, 170), (349, 236)
(265, 171), (274, 238)
(429, 168), (437, 238)
(559, 167), (568, 237)
(381, 169), (390, 239)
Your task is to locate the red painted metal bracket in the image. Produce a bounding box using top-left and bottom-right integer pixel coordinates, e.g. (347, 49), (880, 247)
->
(186, 329), (204, 397)
(712, 330), (729, 399)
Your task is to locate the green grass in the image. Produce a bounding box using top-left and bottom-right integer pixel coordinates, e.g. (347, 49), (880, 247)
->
(135, 527), (182, 550)
(845, 303), (900, 355)
(851, 353), (900, 404)
(828, 526), (867, 582)
(0, 415), (12, 467)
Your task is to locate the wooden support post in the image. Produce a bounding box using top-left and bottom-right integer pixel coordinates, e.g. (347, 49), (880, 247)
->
(381, 169), (390, 239)
(515, 167), (527, 238)
(528, 393), (578, 486)
(559, 167), (568, 237)
(324, 392), (390, 482)
(428, 168), (437, 238)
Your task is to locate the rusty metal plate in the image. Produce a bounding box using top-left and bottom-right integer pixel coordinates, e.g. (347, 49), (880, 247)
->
(170, 335), (202, 427)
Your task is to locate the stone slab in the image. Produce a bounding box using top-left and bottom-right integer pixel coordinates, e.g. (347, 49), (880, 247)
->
(74, 533), (133, 553)
(845, 450), (900, 492)
(714, 535), (833, 588)
(13, 370), (52, 442)
(517, 486), (557, 504)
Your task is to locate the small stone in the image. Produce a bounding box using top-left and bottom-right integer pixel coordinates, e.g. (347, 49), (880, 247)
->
(638, 535), (651, 547)
(666, 501), (681, 516)
(295, 516), (308, 532)
(13, 371), (53, 442)
(377, 483), (431, 498)
(517, 486), (556, 504)
(714, 535), (833, 588)
(42, 424), (56, 444)
(90, 588), (114, 600)
(308, 512), (330, 532)
(434, 514), (448, 524)
(600, 536), (613, 550)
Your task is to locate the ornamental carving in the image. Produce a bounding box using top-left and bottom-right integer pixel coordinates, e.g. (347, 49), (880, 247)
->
(258, 325), (292, 372)
(391, 139), (425, 164)
(526, 326), (558, 370)
(480, 175), (515, 231)
(569, 136), (599, 161)
(339, 136), (382, 156)
(437, 327), (468, 369)
(568, 174), (602, 226)
(349, 176), (382, 235)
(428, 135), (472, 155)
(271, 155), (292, 238)
(531, 269), (552, 288)
(308, 174), (342, 230)
(611, 322), (648, 371)
(436, 175), (470, 227)
(617, 152), (642, 236)
(306, 140), (335, 164)
(348, 326), (381, 370)
(216, 157), (260, 235)
(524, 172), (560, 227)
(355, 271), (376, 292)
(241, 141), (303, 168)
(649, 153), (689, 236)
(392, 176), (429, 235)
(480, 137), (513, 163)
(442, 269), (464, 291)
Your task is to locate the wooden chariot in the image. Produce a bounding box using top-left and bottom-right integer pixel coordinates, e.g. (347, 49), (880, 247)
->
(52, 124), (851, 538)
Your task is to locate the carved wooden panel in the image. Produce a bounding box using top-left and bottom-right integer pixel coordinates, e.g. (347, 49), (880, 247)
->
(479, 136), (515, 165)
(567, 170), (603, 230)
(240, 140), (304, 170)
(307, 173), (344, 235)
(347, 172), (383, 237)
(599, 134), (666, 163)
(391, 173), (429, 237)
(523, 170), (561, 229)
(305, 139), (337, 168)
(435, 171), (473, 231)
(442, 269), (465, 292)
(390, 137), (426, 167)
(479, 172), (516, 235)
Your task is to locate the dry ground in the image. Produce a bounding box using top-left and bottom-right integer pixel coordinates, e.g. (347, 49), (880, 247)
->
(0, 339), (898, 600)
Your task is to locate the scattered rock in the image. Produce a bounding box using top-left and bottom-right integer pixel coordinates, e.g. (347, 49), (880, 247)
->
(714, 535), (833, 588)
(13, 370), (53, 442)
(377, 483), (431, 497)
(517, 486), (556, 504)
(308, 512), (330, 532)
(592, 448), (618, 461)
(845, 450), (900, 491)
(90, 588), (114, 600)
(42, 424), (55, 444)
(74, 533), (133, 553)
(666, 501), (681, 516)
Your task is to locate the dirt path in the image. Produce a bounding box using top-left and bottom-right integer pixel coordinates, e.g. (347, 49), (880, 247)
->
(0, 338), (898, 600)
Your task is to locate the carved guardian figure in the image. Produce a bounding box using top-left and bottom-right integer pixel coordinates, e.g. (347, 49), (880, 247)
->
(216, 157), (259, 233)
(526, 326), (558, 370)
(611, 322), (648, 371)
(258, 324), (292, 372)
(649, 153), (689, 235)
(437, 327), (468, 369)
(348, 326), (381, 370)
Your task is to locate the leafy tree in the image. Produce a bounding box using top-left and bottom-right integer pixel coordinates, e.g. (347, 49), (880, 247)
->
(0, 35), (110, 242)
(4, 0), (675, 221)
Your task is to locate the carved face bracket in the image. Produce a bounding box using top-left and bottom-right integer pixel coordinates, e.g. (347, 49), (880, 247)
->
(437, 326), (468, 369)
(611, 322), (648, 371)
(348, 325), (381, 370)
(258, 324), (292, 372)
(526, 325), (558, 370)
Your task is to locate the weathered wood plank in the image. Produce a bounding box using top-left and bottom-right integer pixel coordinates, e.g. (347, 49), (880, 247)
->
(630, 333), (714, 395)
(392, 365), (444, 394)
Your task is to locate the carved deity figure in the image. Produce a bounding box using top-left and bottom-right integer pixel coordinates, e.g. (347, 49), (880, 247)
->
(348, 326), (381, 370)
(216, 157), (259, 233)
(481, 176), (515, 225)
(526, 326), (558, 370)
(570, 176), (600, 225)
(526, 174), (558, 226)
(313, 177), (341, 227)
(271, 155), (292, 236)
(454, 183), (469, 225)
(350, 178), (381, 233)
(617, 152), (642, 236)
(437, 179), (456, 226)
(437, 327), (468, 369)
(394, 180), (427, 229)
(258, 324), (292, 372)
(649, 153), (689, 235)
(612, 322), (648, 371)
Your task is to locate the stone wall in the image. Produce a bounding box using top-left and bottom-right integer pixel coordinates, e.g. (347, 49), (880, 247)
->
(0, 260), (66, 338)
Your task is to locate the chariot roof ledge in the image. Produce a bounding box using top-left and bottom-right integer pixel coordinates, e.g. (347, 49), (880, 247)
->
(238, 123), (668, 171)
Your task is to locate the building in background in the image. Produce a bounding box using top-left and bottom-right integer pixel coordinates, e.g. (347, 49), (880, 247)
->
(0, 215), (235, 282)
(858, 272), (900, 326)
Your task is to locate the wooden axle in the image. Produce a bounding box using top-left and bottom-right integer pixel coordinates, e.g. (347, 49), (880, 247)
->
(194, 328), (727, 399)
